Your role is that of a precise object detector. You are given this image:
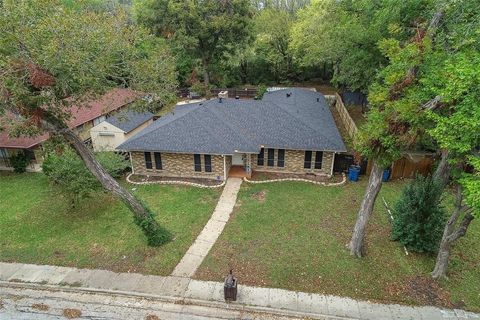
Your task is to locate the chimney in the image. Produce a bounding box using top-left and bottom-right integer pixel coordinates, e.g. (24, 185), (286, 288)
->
(218, 90), (228, 103)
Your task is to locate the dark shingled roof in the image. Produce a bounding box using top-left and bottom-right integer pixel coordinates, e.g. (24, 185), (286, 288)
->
(105, 110), (154, 133)
(118, 88), (346, 154)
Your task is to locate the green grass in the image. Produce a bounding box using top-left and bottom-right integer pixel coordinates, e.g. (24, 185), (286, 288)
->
(0, 172), (221, 275)
(196, 179), (480, 311)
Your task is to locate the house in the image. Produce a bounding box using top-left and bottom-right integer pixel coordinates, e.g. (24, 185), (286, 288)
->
(90, 110), (154, 152)
(118, 88), (346, 181)
(0, 88), (140, 171)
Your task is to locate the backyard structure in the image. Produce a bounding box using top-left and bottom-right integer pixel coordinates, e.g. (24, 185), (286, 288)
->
(90, 110), (154, 152)
(119, 88), (346, 181)
(0, 88), (140, 171)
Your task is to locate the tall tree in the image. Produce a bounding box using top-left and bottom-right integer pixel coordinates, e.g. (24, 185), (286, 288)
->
(134, 0), (253, 90)
(0, 0), (177, 245)
(348, 3), (444, 257)
(290, 0), (431, 93)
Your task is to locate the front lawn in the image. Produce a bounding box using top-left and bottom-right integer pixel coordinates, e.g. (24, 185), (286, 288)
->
(0, 172), (221, 275)
(195, 180), (480, 311)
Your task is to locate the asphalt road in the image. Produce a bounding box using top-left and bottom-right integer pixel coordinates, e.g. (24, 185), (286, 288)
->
(0, 284), (320, 320)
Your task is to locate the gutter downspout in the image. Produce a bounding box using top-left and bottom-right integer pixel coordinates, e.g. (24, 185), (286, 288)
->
(223, 155), (227, 181)
(330, 152), (335, 177)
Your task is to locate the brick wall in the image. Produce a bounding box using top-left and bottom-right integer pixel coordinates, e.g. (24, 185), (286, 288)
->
(131, 152), (225, 180)
(251, 149), (334, 175)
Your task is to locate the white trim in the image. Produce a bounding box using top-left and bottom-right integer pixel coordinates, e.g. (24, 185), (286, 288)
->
(331, 152), (335, 176)
(223, 155), (227, 181)
(129, 152), (135, 175)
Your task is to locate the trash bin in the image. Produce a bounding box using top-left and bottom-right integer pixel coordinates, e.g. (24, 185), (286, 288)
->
(224, 270), (237, 301)
(382, 169), (391, 182)
(348, 165), (361, 182)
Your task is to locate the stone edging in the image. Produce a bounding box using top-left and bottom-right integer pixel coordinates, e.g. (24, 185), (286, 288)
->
(243, 173), (346, 186)
(126, 173), (225, 189)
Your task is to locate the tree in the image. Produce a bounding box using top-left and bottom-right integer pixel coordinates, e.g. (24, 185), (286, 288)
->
(252, 8), (295, 82)
(42, 147), (130, 206)
(290, 0), (432, 92)
(347, 3), (444, 257)
(391, 175), (446, 253)
(134, 0), (253, 90)
(0, 0), (177, 245)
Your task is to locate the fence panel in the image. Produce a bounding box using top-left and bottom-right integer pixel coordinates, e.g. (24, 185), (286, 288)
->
(334, 93), (358, 139)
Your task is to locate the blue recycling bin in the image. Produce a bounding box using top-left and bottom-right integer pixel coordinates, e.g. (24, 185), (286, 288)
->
(382, 169), (391, 182)
(348, 165), (361, 182)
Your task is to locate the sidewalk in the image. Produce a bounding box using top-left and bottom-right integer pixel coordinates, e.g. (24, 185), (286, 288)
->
(172, 177), (242, 278)
(1, 262), (478, 320)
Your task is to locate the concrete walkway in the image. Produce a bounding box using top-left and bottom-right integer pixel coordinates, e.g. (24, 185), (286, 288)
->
(1, 262), (478, 320)
(171, 177), (243, 278)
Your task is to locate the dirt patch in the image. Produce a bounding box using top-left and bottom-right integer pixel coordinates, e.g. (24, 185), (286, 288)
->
(145, 315), (160, 320)
(387, 276), (452, 308)
(251, 190), (267, 202)
(63, 308), (82, 319)
(32, 303), (49, 311)
(128, 174), (223, 187)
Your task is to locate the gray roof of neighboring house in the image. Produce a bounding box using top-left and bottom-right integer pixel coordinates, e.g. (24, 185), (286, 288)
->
(117, 88), (346, 154)
(105, 110), (154, 133)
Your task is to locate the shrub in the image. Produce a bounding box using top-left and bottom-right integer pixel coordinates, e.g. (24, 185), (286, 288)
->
(42, 148), (130, 206)
(10, 152), (29, 173)
(133, 199), (173, 246)
(391, 175), (446, 253)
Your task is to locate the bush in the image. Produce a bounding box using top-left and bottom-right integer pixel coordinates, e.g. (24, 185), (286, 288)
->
(133, 199), (173, 246)
(10, 152), (29, 173)
(391, 175), (446, 253)
(42, 148), (130, 206)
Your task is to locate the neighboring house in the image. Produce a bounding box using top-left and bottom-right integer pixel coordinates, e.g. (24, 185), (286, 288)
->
(0, 88), (140, 171)
(90, 110), (154, 152)
(118, 88), (346, 181)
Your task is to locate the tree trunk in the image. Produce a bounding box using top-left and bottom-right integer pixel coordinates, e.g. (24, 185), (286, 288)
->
(60, 128), (151, 219)
(202, 57), (210, 94)
(432, 186), (475, 279)
(434, 149), (450, 187)
(348, 161), (384, 257)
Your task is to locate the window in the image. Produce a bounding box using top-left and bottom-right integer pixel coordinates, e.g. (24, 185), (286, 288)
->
(304, 151), (312, 169)
(257, 148), (264, 166)
(277, 149), (285, 167)
(93, 115), (106, 126)
(194, 154), (202, 172)
(144, 152), (153, 169)
(204, 155), (212, 172)
(267, 148), (275, 167)
(314, 151), (323, 169)
(154, 152), (163, 170)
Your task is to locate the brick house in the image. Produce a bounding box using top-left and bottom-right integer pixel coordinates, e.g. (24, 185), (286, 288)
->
(0, 88), (140, 171)
(119, 88), (346, 181)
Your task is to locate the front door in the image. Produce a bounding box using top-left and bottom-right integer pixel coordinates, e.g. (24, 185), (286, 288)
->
(232, 153), (244, 166)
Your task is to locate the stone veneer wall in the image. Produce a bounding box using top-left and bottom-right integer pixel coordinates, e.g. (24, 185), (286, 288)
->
(251, 149), (334, 175)
(131, 152), (225, 180)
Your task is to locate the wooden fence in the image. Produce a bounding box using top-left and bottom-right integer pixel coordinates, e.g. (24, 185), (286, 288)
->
(211, 88), (258, 99)
(365, 153), (436, 179)
(334, 93), (358, 139)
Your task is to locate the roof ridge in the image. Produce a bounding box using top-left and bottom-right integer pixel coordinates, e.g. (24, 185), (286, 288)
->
(119, 103), (200, 147)
(203, 100), (259, 151)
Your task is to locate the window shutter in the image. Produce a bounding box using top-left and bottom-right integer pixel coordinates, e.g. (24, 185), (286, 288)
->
(304, 151), (312, 169)
(154, 152), (163, 170)
(194, 154), (202, 172)
(204, 155), (212, 172)
(144, 152), (153, 169)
